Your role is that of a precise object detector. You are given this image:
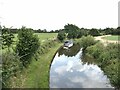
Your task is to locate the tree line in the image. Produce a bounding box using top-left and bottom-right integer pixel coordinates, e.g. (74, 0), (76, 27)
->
(57, 24), (120, 41)
(2, 24), (120, 35)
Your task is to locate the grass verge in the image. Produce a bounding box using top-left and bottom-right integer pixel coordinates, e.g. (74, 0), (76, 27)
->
(7, 42), (62, 88)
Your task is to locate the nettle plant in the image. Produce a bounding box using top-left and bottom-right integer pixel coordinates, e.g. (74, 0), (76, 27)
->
(16, 26), (40, 66)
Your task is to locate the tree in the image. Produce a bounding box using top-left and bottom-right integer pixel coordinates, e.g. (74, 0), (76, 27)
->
(77, 28), (88, 38)
(103, 28), (114, 35)
(111, 27), (120, 35)
(1, 26), (14, 49)
(64, 24), (80, 39)
(89, 28), (101, 36)
(16, 26), (40, 66)
(57, 30), (66, 41)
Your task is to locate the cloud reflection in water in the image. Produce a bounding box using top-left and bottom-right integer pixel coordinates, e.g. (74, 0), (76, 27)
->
(50, 48), (112, 88)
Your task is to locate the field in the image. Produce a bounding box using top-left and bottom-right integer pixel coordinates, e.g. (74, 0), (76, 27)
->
(35, 33), (58, 40)
(13, 33), (57, 41)
(102, 35), (119, 41)
(13, 33), (58, 45)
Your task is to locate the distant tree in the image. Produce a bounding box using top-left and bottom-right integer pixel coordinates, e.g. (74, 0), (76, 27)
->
(57, 30), (66, 41)
(43, 29), (47, 33)
(89, 28), (101, 36)
(49, 30), (54, 33)
(64, 24), (80, 39)
(16, 26), (39, 66)
(54, 30), (59, 33)
(77, 28), (88, 38)
(117, 27), (120, 35)
(103, 28), (114, 35)
(111, 27), (120, 35)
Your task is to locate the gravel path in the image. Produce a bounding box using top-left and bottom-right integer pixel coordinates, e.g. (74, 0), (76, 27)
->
(94, 35), (119, 46)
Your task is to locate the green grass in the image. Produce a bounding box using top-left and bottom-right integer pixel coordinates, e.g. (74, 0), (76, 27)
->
(2, 32), (60, 88)
(13, 33), (57, 41)
(2, 33), (58, 52)
(13, 33), (58, 44)
(4, 33), (61, 88)
(102, 35), (120, 41)
(23, 42), (62, 88)
(9, 42), (62, 88)
(35, 33), (57, 40)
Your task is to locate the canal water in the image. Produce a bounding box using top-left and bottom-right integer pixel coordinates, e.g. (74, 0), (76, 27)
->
(50, 44), (113, 88)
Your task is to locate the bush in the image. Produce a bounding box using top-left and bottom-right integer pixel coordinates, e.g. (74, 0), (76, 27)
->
(78, 35), (97, 49)
(16, 27), (40, 66)
(103, 59), (120, 89)
(85, 42), (120, 89)
(2, 51), (22, 87)
(1, 26), (14, 49)
(57, 31), (66, 41)
(99, 43), (119, 63)
(86, 43), (104, 59)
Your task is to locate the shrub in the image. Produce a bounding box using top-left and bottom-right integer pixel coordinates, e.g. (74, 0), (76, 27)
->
(16, 27), (40, 66)
(103, 59), (120, 89)
(99, 43), (119, 63)
(2, 51), (22, 87)
(1, 26), (14, 49)
(86, 42), (104, 59)
(85, 42), (120, 89)
(57, 31), (66, 41)
(78, 35), (97, 49)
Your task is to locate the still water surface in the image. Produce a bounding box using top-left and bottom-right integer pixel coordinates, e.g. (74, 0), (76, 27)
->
(50, 44), (112, 88)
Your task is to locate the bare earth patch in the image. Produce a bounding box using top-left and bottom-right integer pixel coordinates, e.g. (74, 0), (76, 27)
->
(94, 35), (119, 46)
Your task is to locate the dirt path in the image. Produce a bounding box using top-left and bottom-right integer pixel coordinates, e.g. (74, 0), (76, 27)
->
(94, 35), (119, 46)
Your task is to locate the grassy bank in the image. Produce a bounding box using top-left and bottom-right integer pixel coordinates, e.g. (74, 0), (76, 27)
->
(6, 42), (62, 88)
(2, 32), (60, 88)
(85, 43), (119, 89)
(76, 36), (120, 89)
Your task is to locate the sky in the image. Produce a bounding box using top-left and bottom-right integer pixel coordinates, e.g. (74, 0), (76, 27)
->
(0, 0), (119, 31)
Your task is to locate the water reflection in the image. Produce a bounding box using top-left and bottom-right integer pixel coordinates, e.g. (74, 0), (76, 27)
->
(50, 45), (112, 88)
(58, 44), (80, 57)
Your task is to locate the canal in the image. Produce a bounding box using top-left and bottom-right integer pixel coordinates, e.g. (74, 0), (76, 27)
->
(50, 44), (113, 88)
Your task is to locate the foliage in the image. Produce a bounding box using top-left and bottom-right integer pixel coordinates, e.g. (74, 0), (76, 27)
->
(77, 29), (88, 38)
(16, 26), (40, 66)
(64, 24), (80, 39)
(102, 27), (120, 35)
(1, 26), (14, 49)
(103, 59), (120, 89)
(57, 31), (66, 41)
(85, 43), (120, 89)
(88, 28), (101, 36)
(78, 35), (97, 49)
(86, 43), (104, 59)
(2, 51), (23, 87)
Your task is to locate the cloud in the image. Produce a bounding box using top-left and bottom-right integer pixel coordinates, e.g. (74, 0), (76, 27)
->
(0, 0), (119, 30)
